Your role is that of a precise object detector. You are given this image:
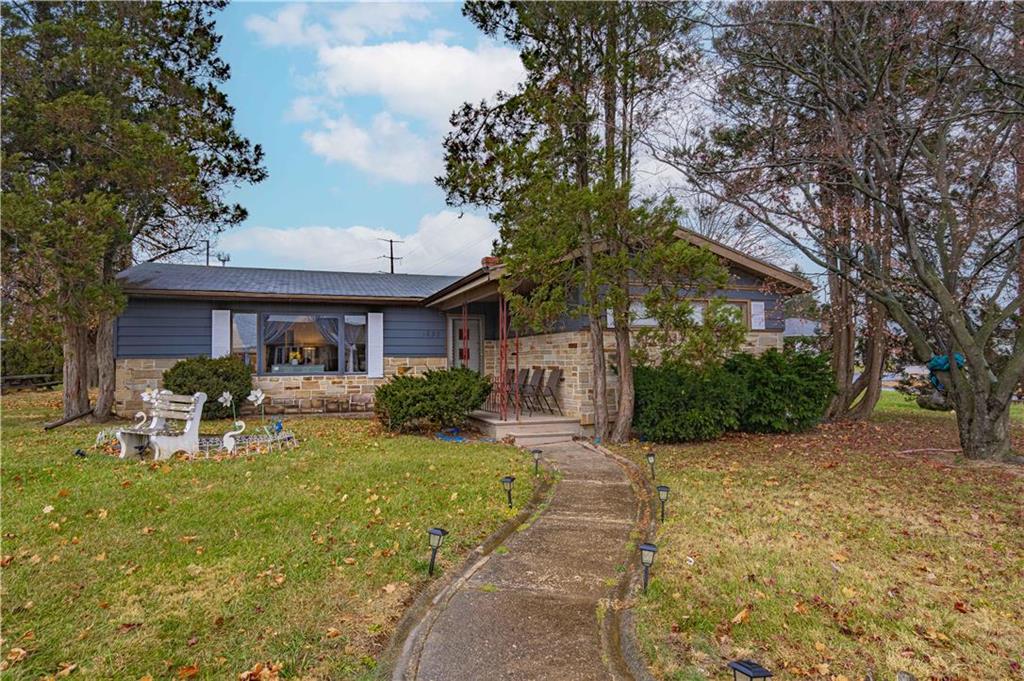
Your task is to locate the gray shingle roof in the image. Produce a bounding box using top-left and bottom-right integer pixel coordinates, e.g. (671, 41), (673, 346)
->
(117, 262), (461, 300)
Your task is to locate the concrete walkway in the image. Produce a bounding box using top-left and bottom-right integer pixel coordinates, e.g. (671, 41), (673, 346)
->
(394, 441), (639, 681)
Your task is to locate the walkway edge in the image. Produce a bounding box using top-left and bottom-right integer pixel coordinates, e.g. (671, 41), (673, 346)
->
(583, 442), (659, 681)
(377, 460), (555, 680)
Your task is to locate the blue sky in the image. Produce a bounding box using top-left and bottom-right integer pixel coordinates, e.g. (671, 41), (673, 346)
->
(206, 2), (805, 280)
(209, 2), (524, 275)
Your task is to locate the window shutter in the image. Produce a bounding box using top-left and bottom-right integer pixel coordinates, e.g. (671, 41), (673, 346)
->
(211, 310), (231, 357)
(750, 301), (766, 330)
(367, 312), (384, 378)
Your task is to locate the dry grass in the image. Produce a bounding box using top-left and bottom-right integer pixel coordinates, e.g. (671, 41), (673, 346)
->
(1, 390), (533, 679)
(614, 393), (1023, 680)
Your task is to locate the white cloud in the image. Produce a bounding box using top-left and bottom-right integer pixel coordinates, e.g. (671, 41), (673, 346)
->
(327, 3), (431, 45)
(245, 3), (430, 48)
(317, 41), (524, 125)
(245, 5), (326, 47)
(284, 96), (325, 123)
(245, 4), (525, 185)
(218, 210), (497, 275)
(302, 112), (438, 184)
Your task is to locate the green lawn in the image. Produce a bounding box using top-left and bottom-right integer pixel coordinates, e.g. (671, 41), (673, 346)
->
(616, 392), (1023, 680)
(1, 391), (533, 679)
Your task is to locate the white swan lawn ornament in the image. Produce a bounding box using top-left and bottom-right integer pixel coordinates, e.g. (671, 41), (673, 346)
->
(132, 411), (148, 429)
(222, 421), (245, 454)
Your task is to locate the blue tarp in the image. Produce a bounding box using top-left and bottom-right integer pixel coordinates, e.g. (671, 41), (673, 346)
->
(927, 353), (965, 390)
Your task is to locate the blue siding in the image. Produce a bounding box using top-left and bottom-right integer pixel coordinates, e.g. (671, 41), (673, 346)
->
(383, 306), (446, 357)
(452, 264), (788, 337)
(116, 298), (213, 358)
(116, 297), (447, 359)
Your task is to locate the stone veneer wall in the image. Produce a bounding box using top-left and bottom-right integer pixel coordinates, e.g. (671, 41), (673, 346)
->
(482, 329), (784, 428)
(483, 330), (619, 427)
(114, 356), (448, 417)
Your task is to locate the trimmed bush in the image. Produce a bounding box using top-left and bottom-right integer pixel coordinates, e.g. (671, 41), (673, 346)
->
(633, 364), (744, 442)
(375, 368), (491, 432)
(162, 356), (254, 419)
(725, 348), (834, 433)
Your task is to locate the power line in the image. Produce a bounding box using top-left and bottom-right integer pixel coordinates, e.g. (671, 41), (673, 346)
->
(377, 238), (403, 274)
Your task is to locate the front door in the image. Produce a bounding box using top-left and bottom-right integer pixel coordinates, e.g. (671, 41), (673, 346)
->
(449, 316), (482, 372)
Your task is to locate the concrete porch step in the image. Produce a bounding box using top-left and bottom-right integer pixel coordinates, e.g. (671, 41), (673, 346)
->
(513, 432), (577, 447)
(468, 410), (582, 445)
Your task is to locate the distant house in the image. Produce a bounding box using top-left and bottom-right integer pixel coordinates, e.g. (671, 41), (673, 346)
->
(784, 317), (821, 338)
(114, 229), (811, 427)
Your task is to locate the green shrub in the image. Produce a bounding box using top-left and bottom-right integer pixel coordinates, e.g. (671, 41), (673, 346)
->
(0, 336), (63, 378)
(633, 363), (744, 442)
(162, 356), (253, 419)
(725, 348), (834, 433)
(375, 368), (491, 432)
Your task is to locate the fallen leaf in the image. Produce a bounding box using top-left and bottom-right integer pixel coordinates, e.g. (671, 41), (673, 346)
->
(176, 664), (199, 679)
(56, 662), (78, 676)
(383, 583), (397, 594)
(325, 628), (342, 639)
(42, 505), (54, 514)
(5, 648), (28, 663)
(730, 607), (749, 624)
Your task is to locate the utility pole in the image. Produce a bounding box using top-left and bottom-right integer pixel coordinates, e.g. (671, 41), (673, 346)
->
(378, 238), (403, 274)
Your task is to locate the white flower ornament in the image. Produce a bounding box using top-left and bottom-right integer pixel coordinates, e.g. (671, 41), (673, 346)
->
(246, 389), (265, 407)
(140, 388), (158, 403)
(217, 391), (233, 407)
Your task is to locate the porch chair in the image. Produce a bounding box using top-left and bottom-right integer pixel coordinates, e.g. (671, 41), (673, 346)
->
(117, 391), (207, 460)
(521, 367), (546, 415)
(505, 368), (531, 413)
(536, 366), (564, 415)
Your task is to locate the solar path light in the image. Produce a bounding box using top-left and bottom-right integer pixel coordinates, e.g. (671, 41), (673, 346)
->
(645, 449), (656, 479)
(426, 527), (448, 576)
(638, 542), (657, 593)
(727, 660), (773, 681)
(656, 485), (670, 523)
(531, 449), (542, 475)
(500, 476), (515, 509)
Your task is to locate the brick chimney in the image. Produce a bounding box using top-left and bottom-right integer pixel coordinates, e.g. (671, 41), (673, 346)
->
(481, 256), (501, 268)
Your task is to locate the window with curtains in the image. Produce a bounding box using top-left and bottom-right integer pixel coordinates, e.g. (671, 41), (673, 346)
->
(262, 314), (340, 374)
(342, 315), (367, 373)
(231, 312), (258, 371)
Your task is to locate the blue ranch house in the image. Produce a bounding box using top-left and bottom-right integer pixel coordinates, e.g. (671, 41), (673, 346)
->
(113, 229), (811, 429)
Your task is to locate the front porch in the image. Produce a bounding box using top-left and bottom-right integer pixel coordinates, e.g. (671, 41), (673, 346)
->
(468, 409), (581, 447)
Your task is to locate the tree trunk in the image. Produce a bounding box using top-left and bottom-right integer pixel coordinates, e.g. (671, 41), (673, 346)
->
(610, 312), (634, 443)
(848, 300), (887, 420)
(956, 394), (1013, 461)
(62, 320), (91, 419)
(825, 273), (857, 419)
(92, 313), (116, 421)
(584, 242), (609, 442)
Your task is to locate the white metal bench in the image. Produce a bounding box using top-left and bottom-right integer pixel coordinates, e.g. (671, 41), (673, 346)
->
(117, 391), (207, 460)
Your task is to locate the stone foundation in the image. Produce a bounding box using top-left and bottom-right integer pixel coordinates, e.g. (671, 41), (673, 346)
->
(114, 356), (448, 417)
(742, 331), (784, 354)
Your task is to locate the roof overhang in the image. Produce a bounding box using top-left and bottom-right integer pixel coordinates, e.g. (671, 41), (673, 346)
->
(422, 266), (506, 309)
(122, 288), (427, 305)
(674, 229), (813, 292)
